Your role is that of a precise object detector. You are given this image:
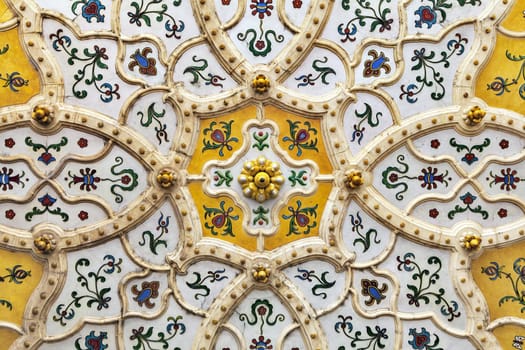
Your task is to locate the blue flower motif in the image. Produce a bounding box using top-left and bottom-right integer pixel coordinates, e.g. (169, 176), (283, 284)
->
(414, 6), (437, 28)
(38, 193), (56, 207)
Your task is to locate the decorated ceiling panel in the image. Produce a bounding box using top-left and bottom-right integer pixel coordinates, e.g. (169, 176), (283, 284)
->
(0, 0), (524, 349)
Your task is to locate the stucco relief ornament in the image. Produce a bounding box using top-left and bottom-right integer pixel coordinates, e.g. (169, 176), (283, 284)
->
(465, 106), (486, 125)
(157, 169), (177, 188)
(34, 233), (56, 254)
(238, 156), (284, 203)
(460, 233), (482, 250)
(252, 74), (270, 93)
(32, 105), (54, 125)
(252, 264), (271, 283)
(344, 170), (364, 189)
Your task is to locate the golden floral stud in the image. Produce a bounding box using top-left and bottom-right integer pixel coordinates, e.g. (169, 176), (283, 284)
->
(461, 233), (482, 250)
(252, 264), (271, 283)
(157, 169), (177, 188)
(345, 170), (364, 189)
(32, 105), (53, 125)
(252, 74), (270, 93)
(238, 156), (285, 202)
(465, 106), (485, 125)
(34, 233), (56, 254)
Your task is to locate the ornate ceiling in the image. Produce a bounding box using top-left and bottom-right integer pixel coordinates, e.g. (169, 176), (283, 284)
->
(0, 0), (524, 349)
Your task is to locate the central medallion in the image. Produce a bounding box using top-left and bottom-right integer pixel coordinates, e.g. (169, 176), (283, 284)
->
(238, 156), (285, 203)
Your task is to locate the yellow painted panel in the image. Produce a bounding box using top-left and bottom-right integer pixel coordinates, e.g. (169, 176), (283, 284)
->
(492, 324), (524, 350)
(472, 239), (525, 320)
(188, 182), (256, 251)
(265, 182), (332, 250)
(476, 33), (525, 113)
(0, 249), (43, 326)
(187, 105), (256, 174)
(0, 328), (19, 350)
(0, 1), (13, 22)
(500, 1), (525, 33)
(0, 27), (40, 107)
(269, 105), (333, 174)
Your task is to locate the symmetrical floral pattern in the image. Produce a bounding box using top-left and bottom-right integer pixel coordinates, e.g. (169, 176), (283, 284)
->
(0, 0), (523, 349)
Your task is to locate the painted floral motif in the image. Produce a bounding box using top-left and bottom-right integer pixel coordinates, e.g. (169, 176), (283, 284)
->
(295, 57), (336, 87)
(137, 103), (169, 145)
(0, 167), (26, 191)
(49, 29), (120, 102)
(397, 253), (461, 321)
(361, 279), (388, 305)
(282, 200), (318, 235)
(350, 103), (383, 145)
(67, 157), (139, 203)
(71, 0), (106, 23)
(131, 281), (160, 308)
(334, 315), (389, 349)
(414, 0), (481, 29)
(74, 331), (108, 350)
(203, 201), (239, 236)
(26, 193), (69, 222)
(0, 45), (29, 92)
(127, 0), (185, 39)
(513, 335), (524, 349)
(294, 268), (336, 299)
(363, 50), (391, 77)
(202, 120), (239, 157)
(213, 170), (234, 187)
(0, 265), (31, 310)
(487, 51), (525, 100)
(53, 255), (122, 325)
(128, 47), (157, 75)
(129, 316), (186, 349)
(253, 206), (270, 225)
(400, 33), (468, 103)
(488, 168), (521, 191)
(381, 155), (450, 200)
(348, 212), (380, 253)
(408, 328), (443, 350)
(239, 299), (285, 349)
(282, 120), (318, 156)
(25, 136), (68, 166)
(338, 0), (394, 42)
(447, 192), (488, 220)
(288, 170), (308, 187)
(185, 269), (228, 299)
(183, 56), (226, 87)
(237, 0), (283, 57)
(138, 212), (170, 255)
(481, 259), (525, 313)
(449, 138), (490, 165)
(252, 130), (270, 150)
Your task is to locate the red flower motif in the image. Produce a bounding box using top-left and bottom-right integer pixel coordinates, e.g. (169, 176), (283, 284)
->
(430, 139), (440, 149)
(257, 305), (267, 315)
(389, 173), (398, 183)
(499, 139), (509, 149)
(5, 209), (15, 219)
(292, 0), (302, 8)
(497, 208), (507, 218)
(77, 138), (88, 148)
(255, 40), (265, 50)
(121, 175), (131, 184)
(429, 208), (439, 218)
(4, 138), (15, 148)
(78, 210), (89, 221)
